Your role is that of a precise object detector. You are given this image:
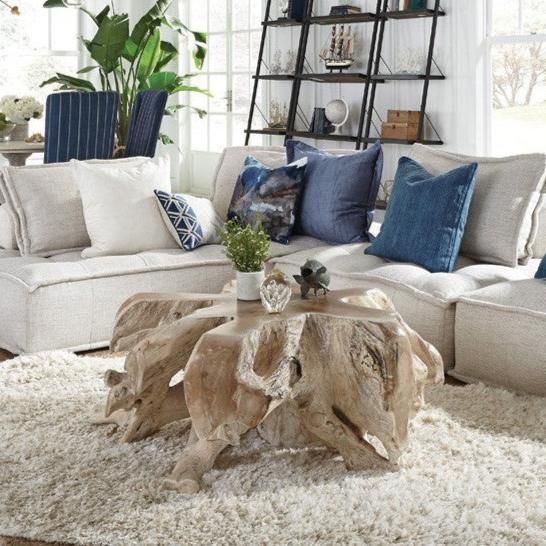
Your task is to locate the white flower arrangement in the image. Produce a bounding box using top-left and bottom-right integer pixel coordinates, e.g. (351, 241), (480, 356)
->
(0, 95), (43, 125)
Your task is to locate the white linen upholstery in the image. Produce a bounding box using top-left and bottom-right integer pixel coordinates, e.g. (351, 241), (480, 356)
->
(0, 205), (17, 250)
(271, 245), (537, 368)
(407, 144), (546, 266)
(73, 157), (177, 258)
(451, 278), (546, 396)
(0, 157), (151, 256)
(532, 202), (546, 258)
(0, 236), (325, 353)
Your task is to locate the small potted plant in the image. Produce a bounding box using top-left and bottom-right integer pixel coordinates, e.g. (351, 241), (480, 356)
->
(221, 219), (270, 301)
(0, 95), (43, 141)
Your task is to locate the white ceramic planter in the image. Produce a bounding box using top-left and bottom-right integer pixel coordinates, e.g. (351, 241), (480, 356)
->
(236, 270), (265, 301)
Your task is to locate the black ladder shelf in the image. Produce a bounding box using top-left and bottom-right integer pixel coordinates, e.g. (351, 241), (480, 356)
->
(245, 0), (446, 150)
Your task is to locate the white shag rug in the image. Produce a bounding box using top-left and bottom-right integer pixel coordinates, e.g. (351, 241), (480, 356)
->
(0, 352), (545, 546)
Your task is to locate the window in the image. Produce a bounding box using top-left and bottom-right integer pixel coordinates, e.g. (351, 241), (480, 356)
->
(487, 0), (546, 155)
(186, 0), (263, 153)
(0, 2), (81, 134)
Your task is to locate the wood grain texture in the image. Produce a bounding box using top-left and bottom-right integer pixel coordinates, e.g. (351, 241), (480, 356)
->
(103, 287), (443, 493)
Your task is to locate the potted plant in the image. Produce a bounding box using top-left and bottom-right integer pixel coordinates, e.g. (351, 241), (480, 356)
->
(0, 96), (43, 141)
(40, 0), (210, 148)
(221, 219), (271, 301)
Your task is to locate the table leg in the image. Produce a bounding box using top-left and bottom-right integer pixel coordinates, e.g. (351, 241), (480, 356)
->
(1, 153), (32, 166)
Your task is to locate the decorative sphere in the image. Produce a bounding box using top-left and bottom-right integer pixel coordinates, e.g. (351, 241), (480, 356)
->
(325, 99), (349, 126)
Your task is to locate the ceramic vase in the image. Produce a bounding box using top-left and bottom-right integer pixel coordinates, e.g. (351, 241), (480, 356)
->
(12, 123), (29, 142)
(237, 270), (265, 301)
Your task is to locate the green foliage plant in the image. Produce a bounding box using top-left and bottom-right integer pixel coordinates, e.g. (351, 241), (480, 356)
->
(220, 219), (271, 273)
(41, 0), (210, 147)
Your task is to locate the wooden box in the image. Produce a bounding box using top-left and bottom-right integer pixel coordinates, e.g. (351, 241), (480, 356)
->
(387, 110), (420, 124)
(381, 122), (419, 141)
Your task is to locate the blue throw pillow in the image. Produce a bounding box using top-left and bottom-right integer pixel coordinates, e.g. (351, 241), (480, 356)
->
(286, 140), (383, 244)
(228, 155), (307, 244)
(535, 255), (546, 279)
(154, 190), (222, 251)
(365, 157), (478, 273)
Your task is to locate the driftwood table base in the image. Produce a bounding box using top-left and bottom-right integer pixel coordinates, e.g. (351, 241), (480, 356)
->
(102, 287), (443, 493)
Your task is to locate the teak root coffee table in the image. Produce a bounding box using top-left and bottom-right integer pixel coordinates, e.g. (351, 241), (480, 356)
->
(101, 287), (443, 493)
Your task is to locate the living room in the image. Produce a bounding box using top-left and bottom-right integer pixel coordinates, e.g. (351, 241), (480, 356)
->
(0, 0), (545, 545)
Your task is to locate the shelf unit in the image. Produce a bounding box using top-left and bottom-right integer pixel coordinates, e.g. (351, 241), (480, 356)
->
(245, 0), (446, 149)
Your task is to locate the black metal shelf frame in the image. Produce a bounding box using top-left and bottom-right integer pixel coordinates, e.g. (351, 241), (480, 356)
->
(245, 0), (446, 149)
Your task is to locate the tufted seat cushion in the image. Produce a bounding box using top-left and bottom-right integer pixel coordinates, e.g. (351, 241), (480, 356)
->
(451, 279), (546, 395)
(271, 244), (539, 368)
(0, 236), (325, 354)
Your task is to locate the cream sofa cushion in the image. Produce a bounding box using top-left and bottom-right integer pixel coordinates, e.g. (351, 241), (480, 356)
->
(0, 236), (324, 353)
(0, 205), (17, 250)
(271, 243), (537, 369)
(211, 146), (286, 219)
(0, 157), (151, 256)
(407, 144), (546, 267)
(73, 156), (177, 258)
(452, 278), (546, 396)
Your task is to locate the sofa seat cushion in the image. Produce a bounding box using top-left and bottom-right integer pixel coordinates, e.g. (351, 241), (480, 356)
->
(0, 249), (19, 259)
(271, 246), (537, 368)
(452, 279), (546, 395)
(0, 236), (325, 354)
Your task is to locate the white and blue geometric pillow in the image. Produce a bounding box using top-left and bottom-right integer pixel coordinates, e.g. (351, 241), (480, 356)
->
(154, 190), (222, 251)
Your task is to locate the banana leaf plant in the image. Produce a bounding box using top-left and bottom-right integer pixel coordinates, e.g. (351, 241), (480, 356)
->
(41, 0), (210, 148)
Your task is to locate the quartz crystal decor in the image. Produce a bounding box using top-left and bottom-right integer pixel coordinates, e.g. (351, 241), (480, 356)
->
(260, 269), (292, 313)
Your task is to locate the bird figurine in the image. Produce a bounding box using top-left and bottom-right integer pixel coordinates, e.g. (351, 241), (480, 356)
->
(293, 259), (330, 298)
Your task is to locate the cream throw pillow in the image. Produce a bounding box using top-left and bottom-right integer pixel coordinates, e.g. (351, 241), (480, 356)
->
(0, 157), (152, 256)
(73, 156), (178, 258)
(407, 144), (546, 267)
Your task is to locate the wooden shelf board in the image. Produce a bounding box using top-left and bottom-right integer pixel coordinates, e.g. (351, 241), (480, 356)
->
(253, 74), (295, 81)
(245, 128), (287, 136)
(383, 9), (446, 20)
(298, 72), (372, 83)
(372, 73), (445, 81)
(366, 137), (444, 145)
(288, 131), (358, 142)
(309, 12), (377, 25)
(264, 18), (302, 27)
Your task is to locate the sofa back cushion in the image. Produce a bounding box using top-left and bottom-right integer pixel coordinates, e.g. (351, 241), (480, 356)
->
(0, 205), (17, 250)
(211, 146), (286, 220)
(532, 198), (546, 258)
(407, 144), (546, 267)
(0, 157), (151, 256)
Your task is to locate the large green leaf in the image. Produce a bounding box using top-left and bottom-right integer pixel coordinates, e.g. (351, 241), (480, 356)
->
(146, 71), (179, 91)
(155, 41), (178, 71)
(162, 15), (207, 69)
(137, 29), (162, 83)
(131, 0), (172, 47)
(88, 14), (130, 74)
(77, 65), (99, 74)
(146, 71), (211, 96)
(40, 73), (96, 92)
(165, 104), (207, 119)
(122, 38), (139, 62)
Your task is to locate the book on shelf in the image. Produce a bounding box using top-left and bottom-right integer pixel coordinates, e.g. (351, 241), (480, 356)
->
(329, 5), (362, 15)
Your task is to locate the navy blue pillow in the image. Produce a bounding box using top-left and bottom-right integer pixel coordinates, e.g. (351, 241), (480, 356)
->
(365, 157), (478, 273)
(228, 155), (307, 244)
(535, 255), (546, 279)
(286, 140), (383, 244)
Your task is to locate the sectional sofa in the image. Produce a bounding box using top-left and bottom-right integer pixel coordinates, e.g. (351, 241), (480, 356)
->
(0, 144), (544, 396)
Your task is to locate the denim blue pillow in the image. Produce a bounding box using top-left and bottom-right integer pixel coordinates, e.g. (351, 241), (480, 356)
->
(228, 155), (307, 244)
(535, 255), (546, 279)
(286, 140), (383, 244)
(365, 157), (478, 273)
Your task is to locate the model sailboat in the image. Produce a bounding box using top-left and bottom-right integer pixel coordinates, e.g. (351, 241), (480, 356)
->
(319, 24), (355, 71)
